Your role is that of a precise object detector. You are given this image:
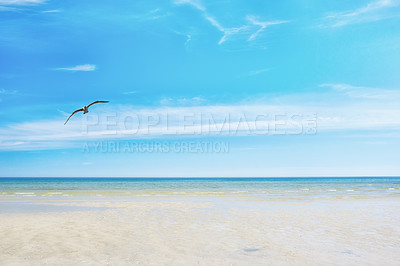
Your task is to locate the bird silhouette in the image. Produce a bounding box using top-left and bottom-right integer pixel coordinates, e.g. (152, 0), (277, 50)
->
(64, 101), (109, 125)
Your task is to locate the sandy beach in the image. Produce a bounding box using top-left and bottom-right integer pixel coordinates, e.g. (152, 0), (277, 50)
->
(1, 196), (399, 265)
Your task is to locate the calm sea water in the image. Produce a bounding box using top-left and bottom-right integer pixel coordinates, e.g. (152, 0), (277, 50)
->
(0, 177), (399, 199)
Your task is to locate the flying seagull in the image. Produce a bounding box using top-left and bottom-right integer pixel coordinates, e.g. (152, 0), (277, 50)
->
(64, 101), (109, 125)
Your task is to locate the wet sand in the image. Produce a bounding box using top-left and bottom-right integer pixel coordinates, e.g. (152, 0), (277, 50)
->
(0, 197), (399, 265)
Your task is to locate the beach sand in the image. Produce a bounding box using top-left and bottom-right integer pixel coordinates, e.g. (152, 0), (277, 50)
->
(0, 197), (399, 265)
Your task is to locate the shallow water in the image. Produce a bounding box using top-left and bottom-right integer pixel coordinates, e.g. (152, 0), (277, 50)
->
(0, 200), (112, 213)
(0, 177), (399, 199)
(1, 196), (399, 265)
(1, 178), (399, 265)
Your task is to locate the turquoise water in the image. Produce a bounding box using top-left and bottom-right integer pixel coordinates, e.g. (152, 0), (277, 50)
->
(0, 177), (399, 199)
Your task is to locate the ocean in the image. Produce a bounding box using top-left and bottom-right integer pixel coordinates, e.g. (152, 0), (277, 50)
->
(1, 177), (399, 199)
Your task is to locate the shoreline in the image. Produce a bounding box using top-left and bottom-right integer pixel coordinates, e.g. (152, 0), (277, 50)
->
(1, 177), (399, 265)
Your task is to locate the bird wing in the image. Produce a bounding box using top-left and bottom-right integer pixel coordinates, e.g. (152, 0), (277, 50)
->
(64, 108), (84, 125)
(87, 100), (109, 108)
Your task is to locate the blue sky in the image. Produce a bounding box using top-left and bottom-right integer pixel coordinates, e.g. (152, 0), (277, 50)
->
(0, 0), (399, 177)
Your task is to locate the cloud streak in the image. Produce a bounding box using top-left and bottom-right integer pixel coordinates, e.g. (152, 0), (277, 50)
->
(160, 96), (206, 106)
(240, 68), (270, 77)
(175, 0), (205, 11)
(0, 0), (45, 11)
(123, 91), (138, 95)
(56, 64), (96, 72)
(246, 15), (288, 41)
(320, 0), (400, 27)
(41, 9), (60, 13)
(0, 88), (18, 95)
(175, 0), (247, 44)
(319, 83), (400, 99)
(133, 8), (171, 21)
(205, 15), (247, 45)
(174, 0), (286, 45)
(0, 0), (46, 5)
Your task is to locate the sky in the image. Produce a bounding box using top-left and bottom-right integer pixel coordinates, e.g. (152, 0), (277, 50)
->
(0, 0), (399, 177)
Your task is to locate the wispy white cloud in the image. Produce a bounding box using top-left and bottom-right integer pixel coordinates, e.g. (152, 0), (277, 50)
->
(0, 0), (60, 13)
(0, 5), (16, 10)
(0, 0), (49, 12)
(1, 84), (399, 151)
(319, 83), (400, 99)
(0, 0), (46, 5)
(174, 0), (287, 45)
(246, 15), (288, 41)
(57, 109), (69, 116)
(175, 0), (247, 44)
(0, 88), (18, 95)
(0, 88), (17, 103)
(240, 68), (270, 77)
(160, 96), (206, 106)
(133, 8), (171, 21)
(56, 64), (96, 72)
(174, 0), (205, 11)
(0, 104), (313, 151)
(320, 0), (400, 27)
(123, 91), (138, 95)
(41, 9), (60, 13)
(185, 34), (191, 46)
(204, 15), (247, 45)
